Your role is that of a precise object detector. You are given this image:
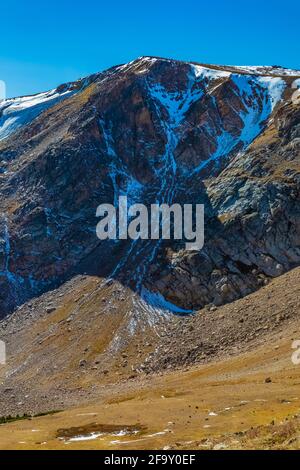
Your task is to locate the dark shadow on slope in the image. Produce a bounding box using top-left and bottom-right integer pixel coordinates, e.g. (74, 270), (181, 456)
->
(71, 174), (225, 315)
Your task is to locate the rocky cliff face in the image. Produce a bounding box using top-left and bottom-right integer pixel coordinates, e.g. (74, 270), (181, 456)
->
(0, 56), (299, 316)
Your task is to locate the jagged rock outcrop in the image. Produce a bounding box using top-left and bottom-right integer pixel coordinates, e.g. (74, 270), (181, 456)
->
(150, 96), (300, 309)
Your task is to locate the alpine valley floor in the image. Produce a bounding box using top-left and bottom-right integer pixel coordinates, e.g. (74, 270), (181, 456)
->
(1, 267), (300, 450)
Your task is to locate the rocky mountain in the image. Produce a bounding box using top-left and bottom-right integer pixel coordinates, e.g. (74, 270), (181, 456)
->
(0, 56), (300, 319)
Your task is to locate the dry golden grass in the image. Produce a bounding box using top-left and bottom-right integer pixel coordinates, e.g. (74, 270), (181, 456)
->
(1, 323), (300, 450)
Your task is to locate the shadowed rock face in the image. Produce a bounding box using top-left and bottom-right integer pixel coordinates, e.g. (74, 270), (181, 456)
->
(0, 56), (299, 316)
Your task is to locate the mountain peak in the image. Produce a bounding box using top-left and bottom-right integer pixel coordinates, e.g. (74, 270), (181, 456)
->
(0, 53), (299, 315)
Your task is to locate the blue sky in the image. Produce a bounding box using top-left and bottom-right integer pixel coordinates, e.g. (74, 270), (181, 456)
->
(1, 0), (299, 97)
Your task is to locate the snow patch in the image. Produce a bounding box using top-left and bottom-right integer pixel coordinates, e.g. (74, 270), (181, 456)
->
(66, 432), (104, 442)
(292, 79), (300, 89)
(141, 287), (193, 314)
(0, 87), (76, 141)
(256, 76), (286, 110)
(191, 64), (231, 80)
(292, 79), (300, 104)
